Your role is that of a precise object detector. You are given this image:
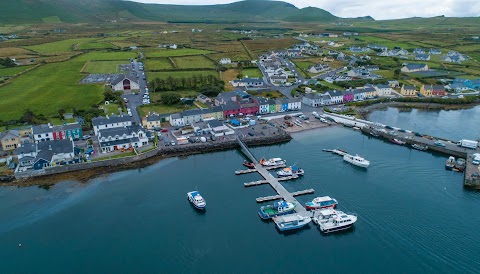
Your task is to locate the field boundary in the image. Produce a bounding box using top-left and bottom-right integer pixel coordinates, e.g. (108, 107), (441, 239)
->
(167, 57), (178, 68)
(0, 63), (42, 88)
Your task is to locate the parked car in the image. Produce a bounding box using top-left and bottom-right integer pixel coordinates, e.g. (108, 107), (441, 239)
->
(434, 141), (446, 147)
(161, 128), (169, 132)
(82, 136), (91, 140)
(170, 140), (176, 146)
(414, 132), (423, 137)
(385, 125), (393, 130)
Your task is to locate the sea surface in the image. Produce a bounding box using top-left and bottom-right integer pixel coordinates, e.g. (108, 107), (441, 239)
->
(1, 109), (480, 273)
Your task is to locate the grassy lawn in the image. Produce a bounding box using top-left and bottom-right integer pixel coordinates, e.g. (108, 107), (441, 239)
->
(318, 80), (344, 90)
(42, 16), (62, 23)
(78, 41), (116, 50)
(150, 91), (199, 103)
(148, 70), (218, 80)
(146, 48), (214, 58)
(0, 65), (33, 76)
(101, 103), (121, 115)
(82, 61), (128, 73)
(75, 51), (137, 61)
(0, 60), (103, 121)
(375, 69), (395, 78)
(25, 38), (97, 53)
(145, 58), (174, 70)
(138, 103), (197, 116)
(220, 68), (240, 91)
(172, 55), (216, 69)
(49, 117), (77, 125)
(92, 151), (136, 162)
(242, 67), (263, 78)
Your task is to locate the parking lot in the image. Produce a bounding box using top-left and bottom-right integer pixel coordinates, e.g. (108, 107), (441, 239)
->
(79, 73), (122, 84)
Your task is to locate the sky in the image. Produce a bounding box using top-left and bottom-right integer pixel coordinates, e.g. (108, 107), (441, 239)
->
(134, 0), (480, 20)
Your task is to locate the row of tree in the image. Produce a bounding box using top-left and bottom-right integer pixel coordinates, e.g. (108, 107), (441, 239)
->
(150, 75), (224, 92)
(0, 57), (16, 68)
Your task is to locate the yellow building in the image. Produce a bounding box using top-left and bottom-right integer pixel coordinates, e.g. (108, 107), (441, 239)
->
(400, 85), (417, 97)
(0, 130), (21, 151)
(143, 113), (169, 130)
(419, 85), (433, 97)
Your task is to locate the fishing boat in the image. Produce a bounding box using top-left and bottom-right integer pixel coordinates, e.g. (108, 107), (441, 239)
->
(305, 196), (338, 210)
(454, 158), (466, 172)
(277, 166), (304, 177)
(258, 200), (296, 219)
(243, 160), (255, 169)
(412, 144), (428, 151)
(259, 157), (286, 167)
(187, 191), (206, 210)
(273, 214), (312, 231)
(390, 138), (406, 145)
(312, 209), (357, 234)
(445, 156), (455, 170)
(343, 154), (370, 168)
(332, 149), (348, 156)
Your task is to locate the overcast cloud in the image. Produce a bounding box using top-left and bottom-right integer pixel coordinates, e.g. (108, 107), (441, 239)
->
(135, 0), (480, 20)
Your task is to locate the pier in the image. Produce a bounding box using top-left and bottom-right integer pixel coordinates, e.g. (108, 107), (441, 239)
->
(236, 136), (312, 214)
(244, 175), (299, 187)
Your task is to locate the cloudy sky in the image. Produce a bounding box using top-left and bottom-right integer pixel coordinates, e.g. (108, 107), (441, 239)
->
(134, 0), (480, 20)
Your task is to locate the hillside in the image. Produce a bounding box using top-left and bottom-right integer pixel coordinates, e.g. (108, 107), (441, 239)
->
(0, 0), (338, 24)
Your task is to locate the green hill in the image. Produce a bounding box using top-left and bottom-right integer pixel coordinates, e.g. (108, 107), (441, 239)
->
(0, 0), (339, 24)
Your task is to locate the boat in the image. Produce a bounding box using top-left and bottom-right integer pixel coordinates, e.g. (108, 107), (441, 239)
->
(258, 200), (296, 219)
(445, 156), (455, 170)
(243, 160), (255, 169)
(272, 214), (312, 231)
(353, 126), (361, 130)
(305, 196), (338, 210)
(322, 149), (333, 152)
(277, 165), (304, 177)
(312, 209), (357, 234)
(390, 138), (406, 145)
(187, 191), (206, 210)
(332, 149), (348, 156)
(343, 154), (370, 168)
(259, 157), (286, 167)
(412, 144), (428, 151)
(455, 158), (466, 172)
(370, 131), (380, 137)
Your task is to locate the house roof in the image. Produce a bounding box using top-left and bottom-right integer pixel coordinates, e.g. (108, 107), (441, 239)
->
(404, 63), (427, 70)
(170, 113), (183, 119)
(92, 115), (132, 127)
(403, 85), (416, 90)
(223, 101), (240, 111)
(376, 84), (391, 89)
(100, 137), (139, 148)
(327, 90), (343, 97)
(32, 124), (53, 135)
(110, 75), (138, 86)
(232, 78), (264, 84)
(17, 143), (36, 155)
(99, 125), (144, 139)
(207, 119), (224, 128)
(37, 139), (74, 155)
(0, 130), (20, 140)
(35, 150), (54, 163)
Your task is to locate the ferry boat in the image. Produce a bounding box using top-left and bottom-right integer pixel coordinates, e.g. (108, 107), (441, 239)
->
(390, 138), (406, 145)
(445, 156), (455, 170)
(187, 191), (206, 210)
(259, 157), (286, 167)
(343, 154), (370, 168)
(454, 158), (466, 172)
(312, 209), (357, 234)
(277, 166), (304, 177)
(332, 149), (348, 156)
(412, 144), (428, 151)
(305, 196), (338, 210)
(258, 200), (296, 219)
(273, 214), (312, 231)
(243, 160), (255, 169)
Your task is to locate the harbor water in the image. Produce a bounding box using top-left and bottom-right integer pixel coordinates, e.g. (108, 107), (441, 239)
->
(1, 109), (480, 273)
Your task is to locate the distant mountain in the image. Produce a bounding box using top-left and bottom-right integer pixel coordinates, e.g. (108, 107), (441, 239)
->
(0, 0), (339, 24)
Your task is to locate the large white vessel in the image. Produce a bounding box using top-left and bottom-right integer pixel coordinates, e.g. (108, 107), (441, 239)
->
(312, 209), (357, 233)
(277, 165), (304, 177)
(260, 157), (286, 167)
(273, 213), (312, 231)
(343, 154), (370, 168)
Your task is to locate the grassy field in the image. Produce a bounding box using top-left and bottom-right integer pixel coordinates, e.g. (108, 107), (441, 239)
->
(172, 55), (216, 69)
(0, 47), (35, 57)
(101, 103), (121, 115)
(242, 67), (263, 78)
(0, 65), (33, 77)
(148, 70), (218, 80)
(78, 41), (116, 50)
(82, 61), (128, 73)
(42, 16), (62, 23)
(146, 48), (214, 58)
(75, 51), (137, 61)
(220, 69), (239, 91)
(375, 70), (395, 78)
(25, 38), (97, 53)
(0, 60), (103, 121)
(145, 58), (174, 70)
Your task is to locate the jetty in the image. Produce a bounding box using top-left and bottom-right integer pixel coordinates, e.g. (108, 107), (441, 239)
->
(244, 175), (299, 187)
(236, 136), (312, 214)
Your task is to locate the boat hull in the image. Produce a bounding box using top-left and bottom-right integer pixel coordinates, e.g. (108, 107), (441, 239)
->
(276, 221), (311, 231)
(305, 204), (337, 210)
(258, 209), (293, 220)
(319, 224), (353, 234)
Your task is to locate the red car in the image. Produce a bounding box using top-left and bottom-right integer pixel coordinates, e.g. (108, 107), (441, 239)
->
(160, 128), (169, 132)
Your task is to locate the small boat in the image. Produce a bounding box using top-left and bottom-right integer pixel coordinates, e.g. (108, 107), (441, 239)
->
(322, 149), (333, 152)
(370, 131), (380, 137)
(312, 209), (357, 234)
(353, 126), (361, 130)
(273, 214), (312, 231)
(305, 196), (338, 210)
(243, 160), (255, 169)
(454, 158), (466, 172)
(258, 200), (296, 219)
(343, 154), (370, 168)
(277, 165), (304, 177)
(187, 191), (206, 210)
(445, 156), (455, 170)
(332, 149), (348, 156)
(390, 138), (406, 145)
(259, 157), (286, 167)
(412, 144), (428, 151)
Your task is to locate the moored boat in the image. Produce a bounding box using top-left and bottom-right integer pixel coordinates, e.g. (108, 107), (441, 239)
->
(390, 138), (406, 145)
(412, 144), (428, 151)
(312, 209), (357, 234)
(305, 196), (338, 210)
(243, 160), (255, 169)
(445, 156), (455, 170)
(259, 157), (286, 167)
(277, 165), (304, 177)
(454, 158), (466, 172)
(187, 191), (206, 210)
(273, 214), (312, 231)
(370, 131), (380, 137)
(258, 200), (296, 219)
(343, 154), (370, 168)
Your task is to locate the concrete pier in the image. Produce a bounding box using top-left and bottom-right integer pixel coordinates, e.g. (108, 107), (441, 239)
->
(244, 175), (299, 187)
(256, 189), (315, 203)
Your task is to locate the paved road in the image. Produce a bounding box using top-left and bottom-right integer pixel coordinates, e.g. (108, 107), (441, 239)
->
(123, 60), (149, 125)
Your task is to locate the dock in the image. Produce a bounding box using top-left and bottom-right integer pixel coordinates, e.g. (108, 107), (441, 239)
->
(244, 175), (299, 187)
(256, 189), (315, 203)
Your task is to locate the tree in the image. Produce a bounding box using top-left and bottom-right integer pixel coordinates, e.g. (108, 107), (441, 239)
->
(394, 69), (401, 78)
(58, 108), (66, 119)
(160, 92), (181, 105)
(200, 85), (223, 97)
(0, 57), (16, 68)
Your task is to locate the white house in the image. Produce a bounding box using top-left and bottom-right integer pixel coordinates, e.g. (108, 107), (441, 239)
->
(110, 76), (139, 92)
(207, 119), (234, 137)
(287, 98), (301, 111)
(256, 97), (270, 114)
(169, 113), (185, 127)
(219, 58), (231, 65)
(32, 124), (55, 142)
(302, 93), (324, 107)
(326, 90), (344, 104)
(92, 115), (133, 136)
(401, 63), (429, 73)
(230, 78), (265, 88)
(98, 125), (149, 153)
(375, 84), (393, 96)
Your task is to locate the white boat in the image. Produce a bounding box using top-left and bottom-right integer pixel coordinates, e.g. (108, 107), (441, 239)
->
(260, 157), (286, 166)
(273, 213), (312, 231)
(187, 191), (206, 210)
(312, 209), (357, 233)
(343, 154), (370, 168)
(277, 165), (304, 177)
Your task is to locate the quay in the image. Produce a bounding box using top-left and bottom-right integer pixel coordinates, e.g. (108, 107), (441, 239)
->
(235, 136), (311, 214)
(244, 175), (299, 187)
(324, 113), (480, 188)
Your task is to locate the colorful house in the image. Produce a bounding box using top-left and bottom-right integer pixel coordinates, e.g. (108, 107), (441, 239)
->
(0, 130), (21, 151)
(281, 100), (288, 112)
(400, 85), (417, 97)
(63, 124), (82, 140)
(342, 90), (354, 103)
(268, 99), (276, 113)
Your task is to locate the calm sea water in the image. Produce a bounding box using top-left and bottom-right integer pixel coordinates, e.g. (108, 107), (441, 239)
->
(1, 111), (480, 273)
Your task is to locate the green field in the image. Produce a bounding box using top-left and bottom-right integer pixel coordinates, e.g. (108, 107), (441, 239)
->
(146, 48), (214, 58)
(0, 65), (34, 77)
(25, 38), (97, 53)
(138, 103), (197, 116)
(102, 103), (121, 115)
(0, 60), (103, 121)
(78, 41), (116, 50)
(42, 16), (62, 23)
(145, 58), (174, 70)
(148, 70), (218, 80)
(75, 51), (137, 61)
(82, 61), (128, 73)
(172, 55), (216, 69)
(242, 68), (263, 78)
